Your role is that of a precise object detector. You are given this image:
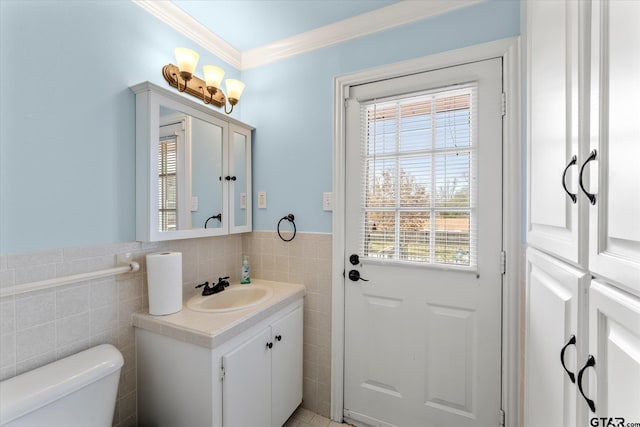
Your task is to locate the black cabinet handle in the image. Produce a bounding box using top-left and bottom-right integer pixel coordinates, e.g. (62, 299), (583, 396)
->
(266, 342), (273, 349)
(579, 150), (597, 205)
(225, 176), (237, 181)
(560, 334), (577, 383)
(562, 156), (578, 204)
(577, 355), (596, 413)
(275, 335), (282, 342)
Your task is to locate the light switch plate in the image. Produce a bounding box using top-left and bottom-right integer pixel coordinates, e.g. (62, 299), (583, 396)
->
(323, 192), (333, 211)
(191, 196), (199, 211)
(258, 192), (267, 209)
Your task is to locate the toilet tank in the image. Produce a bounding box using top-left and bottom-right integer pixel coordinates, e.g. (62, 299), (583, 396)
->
(0, 344), (124, 427)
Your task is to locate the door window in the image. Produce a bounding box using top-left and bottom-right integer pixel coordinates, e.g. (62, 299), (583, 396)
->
(361, 85), (477, 267)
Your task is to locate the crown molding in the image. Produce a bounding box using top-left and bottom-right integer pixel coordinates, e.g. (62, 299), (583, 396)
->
(134, 0), (485, 71)
(241, 0), (486, 70)
(133, 0), (242, 70)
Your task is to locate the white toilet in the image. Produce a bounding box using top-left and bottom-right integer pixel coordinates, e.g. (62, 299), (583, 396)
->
(0, 344), (124, 427)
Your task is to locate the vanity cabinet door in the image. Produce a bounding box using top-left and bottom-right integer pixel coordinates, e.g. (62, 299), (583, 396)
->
(222, 327), (272, 427)
(271, 306), (303, 427)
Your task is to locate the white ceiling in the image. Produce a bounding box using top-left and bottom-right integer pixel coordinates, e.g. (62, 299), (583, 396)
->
(171, 0), (402, 52)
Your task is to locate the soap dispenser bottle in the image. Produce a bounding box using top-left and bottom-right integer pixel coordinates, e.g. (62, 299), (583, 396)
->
(240, 255), (251, 284)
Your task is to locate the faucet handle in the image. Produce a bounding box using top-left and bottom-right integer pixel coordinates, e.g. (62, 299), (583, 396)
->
(195, 281), (209, 289)
(217, 276), (230, 287)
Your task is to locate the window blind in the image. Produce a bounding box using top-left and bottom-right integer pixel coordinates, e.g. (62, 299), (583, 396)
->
(158, 135), (178, 232)
(360, 84), (478, 267)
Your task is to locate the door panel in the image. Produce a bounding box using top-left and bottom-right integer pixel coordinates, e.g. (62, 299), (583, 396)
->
(588, 281), (640, 422)
(524, 248), (589, 427)
(424, 303), (476, 417)
(271, 306), (303, 427)
(222, 327), (271, 427)
(344, 58), (503, 427)
(526, 0), (582, 264)
(589, 0), (640, 292)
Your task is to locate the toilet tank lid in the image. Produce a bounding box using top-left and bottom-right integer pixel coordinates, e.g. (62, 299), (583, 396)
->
(0, 344), (124, 424)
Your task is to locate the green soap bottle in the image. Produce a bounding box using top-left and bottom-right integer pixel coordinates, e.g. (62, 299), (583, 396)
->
(240, 255), (251, 284)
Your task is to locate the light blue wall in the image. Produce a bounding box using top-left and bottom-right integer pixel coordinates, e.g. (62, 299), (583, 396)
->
(242, 0), (520, 233)
(0, 0), (240, 253)
(0, 0), (519, 254)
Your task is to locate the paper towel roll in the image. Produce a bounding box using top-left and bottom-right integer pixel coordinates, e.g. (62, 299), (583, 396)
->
(146, 252), (183, 315)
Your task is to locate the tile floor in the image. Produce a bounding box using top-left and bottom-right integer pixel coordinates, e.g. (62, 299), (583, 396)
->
(283, 407), (352, 427)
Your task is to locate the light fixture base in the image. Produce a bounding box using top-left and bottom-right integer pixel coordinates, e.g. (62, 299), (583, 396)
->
(162, 64), (225, 108)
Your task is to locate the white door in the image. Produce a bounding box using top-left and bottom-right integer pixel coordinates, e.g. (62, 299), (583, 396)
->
(588, 0), (640, 293)
(526, 0), (583, 265)
(344, 58), (503, 427)
(222, 327), (271, 427)
(587, 281), (640, 422)
(524, 247), (589, 427)
(271, 306), (303, 427)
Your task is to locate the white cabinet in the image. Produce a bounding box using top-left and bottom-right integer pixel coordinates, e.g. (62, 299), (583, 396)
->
(588, 0), (640, 292)
(222, 306), (303, 427)
(526, 1), (640, 426)
(526, 0), (583, 265)
(525, 248), (589, 427)
(136, 300), (303, 427)
(270, 307), (304, 427)
(131, 82), (253, 241)
(586, 281), (640, 423)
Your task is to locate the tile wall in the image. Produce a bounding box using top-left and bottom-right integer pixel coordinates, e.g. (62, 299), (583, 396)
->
(0, 235), (243, 427)
(0, 231), (333, 425)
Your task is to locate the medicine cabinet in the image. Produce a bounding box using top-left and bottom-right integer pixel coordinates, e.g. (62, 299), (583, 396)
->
(131, 82), (252, 241)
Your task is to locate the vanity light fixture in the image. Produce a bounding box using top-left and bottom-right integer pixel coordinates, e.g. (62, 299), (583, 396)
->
(162, 48), (245, 114)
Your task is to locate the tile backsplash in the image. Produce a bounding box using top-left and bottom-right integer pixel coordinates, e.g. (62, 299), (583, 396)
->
(0, 231), (333, 425)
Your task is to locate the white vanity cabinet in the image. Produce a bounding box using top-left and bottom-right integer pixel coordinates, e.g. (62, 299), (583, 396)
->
(135, 291), (304, 427)
(222, 305), (303, 427)
(131, 81), (252, 241)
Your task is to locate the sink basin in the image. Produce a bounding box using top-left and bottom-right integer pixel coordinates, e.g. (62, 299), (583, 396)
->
(187, 284), (273, 313)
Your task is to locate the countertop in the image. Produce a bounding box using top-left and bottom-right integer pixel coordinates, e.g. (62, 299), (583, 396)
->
(132, 279), (305, 349)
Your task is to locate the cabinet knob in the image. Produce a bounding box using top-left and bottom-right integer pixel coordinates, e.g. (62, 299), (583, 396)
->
(266, 342), (273, 349)
(275, 335), (282, 342)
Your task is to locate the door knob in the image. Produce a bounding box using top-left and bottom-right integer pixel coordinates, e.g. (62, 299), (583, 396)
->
(348, 270), (369, 282)
(349, 254), (360, 265)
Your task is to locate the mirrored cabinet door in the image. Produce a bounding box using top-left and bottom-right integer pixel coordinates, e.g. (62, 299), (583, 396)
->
(229, 125), (252, 234)
(158, 109), (226, 234)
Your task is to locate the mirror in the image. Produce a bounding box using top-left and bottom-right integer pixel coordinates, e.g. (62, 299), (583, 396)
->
(158, 106), (224, 232)
(132, 82), (253, 242)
